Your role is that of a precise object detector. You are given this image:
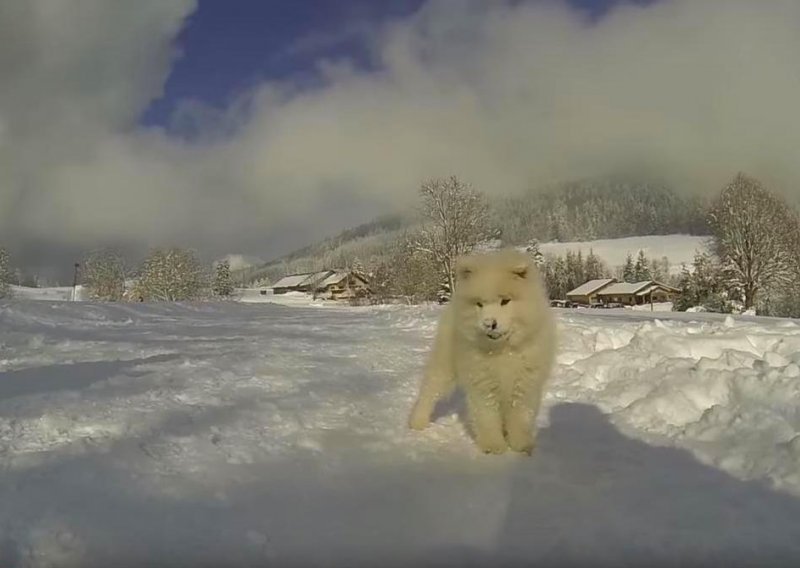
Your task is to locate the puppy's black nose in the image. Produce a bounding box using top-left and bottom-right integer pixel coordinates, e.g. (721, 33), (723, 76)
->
(483, 318), (497, 330)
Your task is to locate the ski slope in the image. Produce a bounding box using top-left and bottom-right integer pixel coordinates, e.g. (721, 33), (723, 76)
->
(1, 298), (799, 566)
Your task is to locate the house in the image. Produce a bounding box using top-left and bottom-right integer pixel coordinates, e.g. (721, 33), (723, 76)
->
(314, 271), (371, 300)
(566, 278), (617, 305)
(271, 271), (334, 295)
(295, 270), (336, 293)
(596, 281), (681, 306)
(271, 273), (312, 294)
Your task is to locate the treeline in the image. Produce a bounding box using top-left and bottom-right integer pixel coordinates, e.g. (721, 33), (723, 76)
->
(494, 179), (708, 244)
(0, 246), (236, 302)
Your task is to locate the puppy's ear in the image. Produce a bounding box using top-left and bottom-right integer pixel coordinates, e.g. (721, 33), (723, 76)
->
(511, 262), (529, 279)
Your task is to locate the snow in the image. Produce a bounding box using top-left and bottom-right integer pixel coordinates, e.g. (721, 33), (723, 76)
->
(1, 298), (800, 565)
(540, 234), (709, 272)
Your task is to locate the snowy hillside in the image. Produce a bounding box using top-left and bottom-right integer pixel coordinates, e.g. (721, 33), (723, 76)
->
(540, 234), (708, 273)
(1, 299), (799, 565)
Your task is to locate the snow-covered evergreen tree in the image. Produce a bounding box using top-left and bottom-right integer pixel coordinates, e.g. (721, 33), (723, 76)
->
(673, 251), (731, 313)
(634, 250), (651, 281)
(622, 253), (636, 283)
(543, 255), (569, 299)
(0, 246), (11, 298)
(584, 248), (607, 281)
(134, 248), (207, 301)
(82, 249), (126, 301)
(213, 260), (234, 297)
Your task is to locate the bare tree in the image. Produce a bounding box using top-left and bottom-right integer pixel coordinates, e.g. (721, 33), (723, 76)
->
(82, 249), (126, 301)
(370, 235), (440, 303)
(411, 175), (497, 294)
(133, 248), (207, 301)
(707, 173), (795, 310)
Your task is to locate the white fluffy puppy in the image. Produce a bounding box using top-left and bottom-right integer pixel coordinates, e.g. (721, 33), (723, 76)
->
(408, 249), (557, 455)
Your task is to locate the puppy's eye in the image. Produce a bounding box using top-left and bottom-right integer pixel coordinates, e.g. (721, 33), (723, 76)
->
(501, 298), (511, 306)
(476, 301), (483, 308)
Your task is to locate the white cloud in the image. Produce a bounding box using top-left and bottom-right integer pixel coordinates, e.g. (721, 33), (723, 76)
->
(2, 0), (800, 278)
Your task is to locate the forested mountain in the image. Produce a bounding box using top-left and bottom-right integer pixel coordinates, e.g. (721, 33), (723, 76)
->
(494, 179), (709, 244)
(237, 179), (710, 284)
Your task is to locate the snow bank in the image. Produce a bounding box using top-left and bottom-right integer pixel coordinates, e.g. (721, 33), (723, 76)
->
(1, 299), (799, 565)
(553, 311), (800, 492)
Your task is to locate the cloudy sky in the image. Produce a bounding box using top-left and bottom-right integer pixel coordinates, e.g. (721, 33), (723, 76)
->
(2, 0), (799, 281)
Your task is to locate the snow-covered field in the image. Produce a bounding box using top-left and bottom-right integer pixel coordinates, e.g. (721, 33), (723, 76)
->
(1, 297), (800, 566)
(540, 234), (708, 273)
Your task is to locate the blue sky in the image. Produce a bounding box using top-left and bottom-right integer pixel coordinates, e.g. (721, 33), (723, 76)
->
(141, 0), (654, 128)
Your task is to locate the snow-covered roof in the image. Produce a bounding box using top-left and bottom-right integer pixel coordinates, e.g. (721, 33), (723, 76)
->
(272, 273), (313, 289)
(317, 272), (348, 288)
(597, 281), (652, 296)
(298, 271), (334, 287)
(567, 279), (616, 297)
(635, 282), (681, 296)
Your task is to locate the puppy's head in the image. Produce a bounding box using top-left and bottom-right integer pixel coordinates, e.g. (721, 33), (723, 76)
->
(454, 250), (541, 345)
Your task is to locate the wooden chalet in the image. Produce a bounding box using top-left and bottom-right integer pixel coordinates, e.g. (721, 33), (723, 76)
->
(566, 278), (617, 305)
(314, 271), (371, 300)
(596, 281), (681, 306)
(271, 270), (334, 295)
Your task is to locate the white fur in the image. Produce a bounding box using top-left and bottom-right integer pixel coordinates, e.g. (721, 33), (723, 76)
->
(409, 249), (557, 455)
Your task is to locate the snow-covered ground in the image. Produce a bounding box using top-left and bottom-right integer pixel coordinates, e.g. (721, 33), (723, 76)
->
(540, 234), (708, 273)
(1, 298), (800, 566)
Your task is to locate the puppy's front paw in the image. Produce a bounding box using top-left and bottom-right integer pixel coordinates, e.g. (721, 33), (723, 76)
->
(408, 406), (430, 431)
(507, 430), (536, 456)
(476, 435), (508, 455)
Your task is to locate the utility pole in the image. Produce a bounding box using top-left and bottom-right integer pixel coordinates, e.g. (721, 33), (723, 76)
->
(72, 262), (80, 301)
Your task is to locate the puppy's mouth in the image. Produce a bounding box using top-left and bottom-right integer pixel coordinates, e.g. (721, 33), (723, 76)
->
(485, 330), (508, 341)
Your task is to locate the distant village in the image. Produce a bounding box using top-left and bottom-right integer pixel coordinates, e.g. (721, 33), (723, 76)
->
(265, 266), (680, 310)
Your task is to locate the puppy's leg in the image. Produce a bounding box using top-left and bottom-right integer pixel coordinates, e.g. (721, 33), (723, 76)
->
(409, 309), (455, 431)
(466, 389), (507, 454)
(408, 368), (454, 430)
(505, 404), (535, 455)
(506, 375), (546, 455)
